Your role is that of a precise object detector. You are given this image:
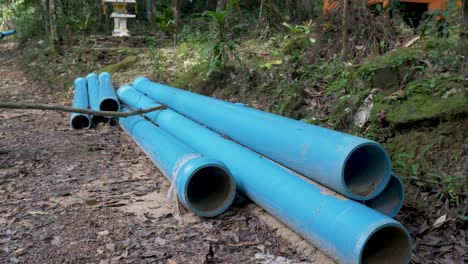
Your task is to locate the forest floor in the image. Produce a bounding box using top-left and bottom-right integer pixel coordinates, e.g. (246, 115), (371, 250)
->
(1, 34), (467, 264)
(0, 43), (333, 263)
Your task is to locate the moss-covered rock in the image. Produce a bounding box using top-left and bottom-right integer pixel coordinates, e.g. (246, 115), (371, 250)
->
(99, 55), (138, 74)
(170, 62), (210, 90)
(372, 94), (468, 127)
(405, 75), (466, 97)
(353, 47), (423, 90)
(169, 62), (236, 95)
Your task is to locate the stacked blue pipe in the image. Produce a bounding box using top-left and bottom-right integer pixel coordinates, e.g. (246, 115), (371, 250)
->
(364, 173), (405, 218)
(70, 78), (91, 129)
(119, 107), (236, 217)
(117, 85), (412, 264)
(0, 29), (16, 39)
(133, 78), (392, 201)
(82, 72), (120, 126)
(86, 73), (109, 125)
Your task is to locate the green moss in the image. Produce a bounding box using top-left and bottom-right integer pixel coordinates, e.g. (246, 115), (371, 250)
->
(170, 62), (210, 89)
(352, 47), (423, 90)
(405, 75), (465, 96)
(282, 35), (311, 55)
(99, 55), (138, 74)
(372, 94), (468, 126)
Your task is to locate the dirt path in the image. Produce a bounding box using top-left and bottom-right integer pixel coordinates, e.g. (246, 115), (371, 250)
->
(0, 43), (335, 264)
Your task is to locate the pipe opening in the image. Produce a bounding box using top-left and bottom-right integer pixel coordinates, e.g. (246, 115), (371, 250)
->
(187, 166), (233, 213)
(365, 176), (403, 216)
(344, 145), (388, 197)
(71, 115), (90, 129)
(100, 98), (119, 112)
(92, 115), (110, 125)
(361, 226), (411, 264)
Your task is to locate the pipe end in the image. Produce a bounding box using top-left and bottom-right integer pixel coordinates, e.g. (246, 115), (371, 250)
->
(343, 143), (392, 200)
(99, 98), (120, 112)
(365, 174), (404, 218)
(71, 114), (91, 129)
(91, 115), (110, 126)
(360, 223), (412, 264)
(176, 157), (236, 218)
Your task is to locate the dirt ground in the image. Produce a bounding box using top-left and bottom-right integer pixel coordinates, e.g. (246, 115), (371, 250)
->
(1, 41), (466, 264)
(0, 43), (335, 264)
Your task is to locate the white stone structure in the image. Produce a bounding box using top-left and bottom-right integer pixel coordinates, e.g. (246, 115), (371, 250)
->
(105, 0), (136, 37)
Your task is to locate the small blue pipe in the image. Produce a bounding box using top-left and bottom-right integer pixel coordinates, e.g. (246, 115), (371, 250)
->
(86, 73), (109, 125)
(118, 86), (412, 264)
(70, 77), (91, 129)
(133, 78), (391, 201)
(0, 29), (16, 39)
(119, 108), (236, 217)
(364, 173), (405, 218)
(98, 72), (120, 112)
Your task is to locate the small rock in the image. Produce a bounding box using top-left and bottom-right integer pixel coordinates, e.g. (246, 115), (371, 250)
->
(106, 243), (115, 251)
(98, 230), (110, 237)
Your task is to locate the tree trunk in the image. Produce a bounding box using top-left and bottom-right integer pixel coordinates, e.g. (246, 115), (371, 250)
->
(341, 0), (349, 60)
(41, 0), (49, 35)
(173, 0), (181, 33)
(49, 0), (57, 48)
(461, 0), (468, 76)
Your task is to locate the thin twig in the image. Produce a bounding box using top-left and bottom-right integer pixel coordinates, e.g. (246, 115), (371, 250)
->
(0, 102), (166, 117)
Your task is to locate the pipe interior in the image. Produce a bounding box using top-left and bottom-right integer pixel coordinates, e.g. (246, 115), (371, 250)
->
(100, 98), (119, 112)
(71, 115), (90, 129)
(344, 145), (388, 197)
(186, 166), (233, 213)
(361, 226), (411, 264)
(92, 115), (110, 126)
(366, 176), (403, 216)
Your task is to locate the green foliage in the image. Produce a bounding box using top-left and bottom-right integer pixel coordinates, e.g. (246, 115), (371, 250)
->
(2, 1), (43, 41)
(419, 10), (451, 38)
(154, 8), (175, 34)
(405, 75), (465, 96)
(148, 37), (166, 79)
(201, 0), (240, 76)
(424, 174), (465, 206)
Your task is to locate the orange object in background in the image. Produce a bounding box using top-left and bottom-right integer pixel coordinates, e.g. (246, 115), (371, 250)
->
(323, 0), (461, 13)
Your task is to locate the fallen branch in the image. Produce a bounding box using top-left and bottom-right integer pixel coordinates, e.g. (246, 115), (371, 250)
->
(0, 102), (166, 118)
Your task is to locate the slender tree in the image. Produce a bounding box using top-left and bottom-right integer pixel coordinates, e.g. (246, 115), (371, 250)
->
(341, 0), (349, 59)
(461, 0), (468, 76)
(49, 0), (57, 47)
(173, 0), (181, 33)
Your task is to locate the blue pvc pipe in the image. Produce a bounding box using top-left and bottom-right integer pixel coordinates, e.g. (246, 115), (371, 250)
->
(118, 86), (412, 264)
(98, 72), (120, 112)
(364, 173), (405, 218)
(133, 78), (391, 201)
(119, 108), (236, 217)
(0, 29), (16, 39)
(86, 73), (109, 125)
(70, 77), (91, 129)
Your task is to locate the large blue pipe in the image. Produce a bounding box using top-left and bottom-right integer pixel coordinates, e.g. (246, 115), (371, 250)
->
(364, 173), (404, 218)
(98, 72), (120, 112)
(70, 77), (91, 129)
(0, 29), (16, 39)
(133, 78), (391, 201)
(119, 108), (236, 217)
(118, 86), (412, 264)
(86, 73), (109, 125)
